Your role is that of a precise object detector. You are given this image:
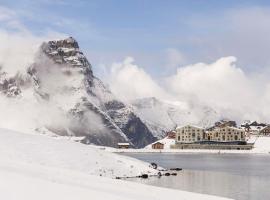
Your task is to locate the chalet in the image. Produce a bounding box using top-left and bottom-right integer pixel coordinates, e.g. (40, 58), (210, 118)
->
(215, 120), (237, 128)
(260, 125), (270, 136)
(117, 143), (130, 149)
(241, 121), (266, 135)
(152, 142), (164, 149)
(166, 131), (176, 139)
(207, 119), (237, 131)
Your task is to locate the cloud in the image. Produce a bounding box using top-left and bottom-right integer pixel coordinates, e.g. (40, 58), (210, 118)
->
(106, 57), (170, 102)
(166, 57), (259, 117)
(0, 5), (67, 76)
(105, 56), (270, 123)
(166, 57), (251, 105)
(0, 6), (69, 134)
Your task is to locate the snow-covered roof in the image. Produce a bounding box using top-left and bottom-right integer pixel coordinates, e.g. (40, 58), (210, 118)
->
(260, 125), (270, 132)
(176, 124), (204, 130)
(117, 143), (130, 145)
(145, 137), (175, 149)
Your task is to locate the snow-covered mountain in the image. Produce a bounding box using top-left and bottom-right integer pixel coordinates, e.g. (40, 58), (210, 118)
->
(132, 97), (221, 138)
(0, 37), (155, 148)
(0, 37), (222, 147)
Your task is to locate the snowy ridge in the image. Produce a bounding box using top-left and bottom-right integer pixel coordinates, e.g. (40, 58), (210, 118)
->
(132, 97), (221, 138)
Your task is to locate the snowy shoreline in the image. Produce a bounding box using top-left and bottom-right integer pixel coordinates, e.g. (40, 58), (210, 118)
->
(103, 136), (270, 155)
(106, 148), (270, 154)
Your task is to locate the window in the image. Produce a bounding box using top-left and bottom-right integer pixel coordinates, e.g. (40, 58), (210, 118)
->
(178, 136), (180, 141)
(203, 132), (206, 139)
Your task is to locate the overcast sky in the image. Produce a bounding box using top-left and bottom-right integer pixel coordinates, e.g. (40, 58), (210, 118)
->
(1, 0), (270, 122)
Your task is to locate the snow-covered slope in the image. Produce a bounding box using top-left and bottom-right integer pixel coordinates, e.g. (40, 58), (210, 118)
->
(132, 97), (221, 138)
(0, 129), (232, 200)
(0, 128), (156, 178)
(0, 128), (231, 200)
(0, 37), (155, 148)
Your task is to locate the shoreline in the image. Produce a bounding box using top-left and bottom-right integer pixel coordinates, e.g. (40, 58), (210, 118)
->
(104, 148), (270, 155)
(102, 135), (270, 155)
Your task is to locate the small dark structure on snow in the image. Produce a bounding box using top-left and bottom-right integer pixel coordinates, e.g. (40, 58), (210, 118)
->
(152, 142), (164, 149)
(117, 143), (130, 149)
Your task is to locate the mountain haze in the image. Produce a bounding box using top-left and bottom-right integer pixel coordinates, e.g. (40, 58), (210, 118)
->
(0, 37), (156, 148)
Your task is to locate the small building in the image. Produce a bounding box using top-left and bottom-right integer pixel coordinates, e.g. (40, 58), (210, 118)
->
(215, 120), (237, 128)
(166, 131), (176, 139)
(260, 125), (270, 136)
(241, 121), (266, 135)
(152, 142), (164, 149)
(117, 143), (130, 149)
(176, 125), (205, 143)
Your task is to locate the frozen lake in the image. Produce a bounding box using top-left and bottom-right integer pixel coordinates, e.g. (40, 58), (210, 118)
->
(123, 153), (270, 200)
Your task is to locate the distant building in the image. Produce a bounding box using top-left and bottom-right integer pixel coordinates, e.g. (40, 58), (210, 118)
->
(241, 121), (266, 135)
(176, 125), (205, 143)
(215, 120), (237, 128)
(207, 126), (246, 142)
(166, 131), (176, 139)
(173, 123), (251, 150)
(260, 125), (270, 136)
(152, 142), (164, 149)
(117, 143), (130, 149)
(207, 119), (237, 131)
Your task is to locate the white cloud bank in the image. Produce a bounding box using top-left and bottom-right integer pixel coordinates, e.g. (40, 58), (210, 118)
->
(106, 56), (270, 123)
(107, 57), (170, 101)
(0, 5), (67, 76)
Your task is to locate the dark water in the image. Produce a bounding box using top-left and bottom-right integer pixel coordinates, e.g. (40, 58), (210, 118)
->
(123, 153), (270, 200)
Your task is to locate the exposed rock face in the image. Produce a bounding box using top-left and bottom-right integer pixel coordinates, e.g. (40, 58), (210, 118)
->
(0, 70), (25, 97)
(1, 37), (155, 148)
(104, 100), (155, 147)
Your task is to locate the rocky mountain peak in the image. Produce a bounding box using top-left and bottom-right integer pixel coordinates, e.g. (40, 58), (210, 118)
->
(40, 37), (93, 78)
(0, 36), (157, 148)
